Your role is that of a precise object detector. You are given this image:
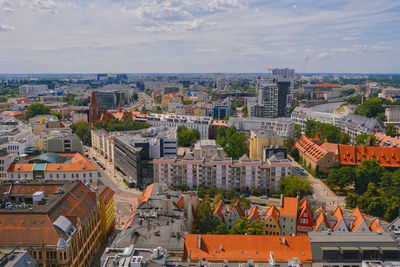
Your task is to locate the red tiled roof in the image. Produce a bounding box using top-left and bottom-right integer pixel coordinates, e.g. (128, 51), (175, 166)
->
(314, 83), (341, 88)
(138, 183), (154, 203)
(231, 199), (245, 218)
(100, 187), (114, 205)
(374, 133), (400, 148)
(266, 205), (279, 223)
(184, 234), (312, 262)
(247, 206), (260, 221)
(313, 212), (329, 232)
(338, 145), (400, 167)
(176, 196), (184, 209)
(213, 200), (225, 222)
(351, 207), (367, 232)
(7, 164), (34, 172)
(295, 136), (328, 162)
(10, 184), (62, 195)
(280, 197), (298, 217)
(320, 143), (338, 156)
(369, 218), (385, 232)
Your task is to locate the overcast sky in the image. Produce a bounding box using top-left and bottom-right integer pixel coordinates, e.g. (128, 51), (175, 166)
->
(0, 0), (399, 73)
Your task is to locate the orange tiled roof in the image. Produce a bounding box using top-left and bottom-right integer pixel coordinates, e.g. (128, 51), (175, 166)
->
(100, 187), (115, 205)
(184, 234), (312, 262)
(333, 207), (344, 231)
(1, 111), (23, 116)
(351, 207), (367, 232)
(231, 199), (245, 217)
(212, 120), (228, 126)
(314, 83), (341, 88)
(266, 205), (279, 223)
(374, 133), (400, 148)
(176, 196), (184, 209)
(295, 136), (328, 162)
(320, 143), (338, 156)
(369, 217), (385, 232)
(213, 200), (225, 222)
(313, 212), (329, 232)
(280, 197), (298, 217)
(11, 184), (61, 195)
(338, 145), (400, 167)
(247, 206), (260, 221)
(138, 183), (154, 203)
(7, 163), (34, 172)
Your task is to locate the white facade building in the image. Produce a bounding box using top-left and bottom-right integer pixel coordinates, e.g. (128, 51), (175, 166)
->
(291, 107), (343, 132)
(228, 117), (295, 139)
(146, 114), (211, 139)
(0, 120), (34, 155)
(19, 84), (48, 96)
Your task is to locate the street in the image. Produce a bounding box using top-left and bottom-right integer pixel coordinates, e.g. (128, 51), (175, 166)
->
(289, 155), (345, 210)
(85, 146), (142, 229)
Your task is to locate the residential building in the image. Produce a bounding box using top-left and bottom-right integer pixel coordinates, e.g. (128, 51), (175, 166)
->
(7, 152), (100, 183)
(47, 132), (83, 153)
(96, 185), (116, 241)
(0, 111), (25, 120)
(0, 147), (16, 179)
(193, 139), (226, 158)
(208, 120), (228, 139)
(147, 114), (212, 139)
(380, 87), (400, 101)
(279, 196), (298, 236)
(291, 107), (342, 132)
(296, 199), (314, 236)
(369, 218), (385, 232)
(183, 234), (312, 265)
(212, 103), (232, 120)
(295, 135), (338, 172)
(113, 183), (186, 258)
(338, 144), (400, 167)
(213, 199), (245, 230)
(374, 132), (400, 147)
(313, 212), (329, 232)
(310, 232), (400, 267)
(264, 205), (280, 235)
(249, 130), (284, 160)
(71, 109), (89, 124)
(385, 106), (400, 126)
(228, 117), (295, 139)
(338, 114), (384, 142)
(50, 105), (71, 118)
(0, 180), (102, 267)
(154, 153), (292, 192)
(19, 84), (48, 96)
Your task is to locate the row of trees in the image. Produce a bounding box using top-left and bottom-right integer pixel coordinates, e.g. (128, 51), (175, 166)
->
(279, 176), (313, 198)
(26, 103), (62, 120)
(304, 119), (350, 144)
(177, 125), (200, 147)
(216, 126), (249, 159)
(326, 160), (400, 221)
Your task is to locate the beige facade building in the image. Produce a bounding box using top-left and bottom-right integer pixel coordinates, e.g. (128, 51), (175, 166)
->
(249, 130), (284, 160)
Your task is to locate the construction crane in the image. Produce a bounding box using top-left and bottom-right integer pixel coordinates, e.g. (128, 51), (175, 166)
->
(298, 55), (309, 103)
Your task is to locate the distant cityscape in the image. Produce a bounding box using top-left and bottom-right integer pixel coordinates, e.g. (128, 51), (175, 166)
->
(1, 70), (400, 267)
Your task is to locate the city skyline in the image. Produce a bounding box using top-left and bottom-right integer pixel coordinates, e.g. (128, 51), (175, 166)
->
(0, 0), (399, 73)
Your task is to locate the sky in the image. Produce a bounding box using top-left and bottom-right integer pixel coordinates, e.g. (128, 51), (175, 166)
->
(0, 0), (400, 73)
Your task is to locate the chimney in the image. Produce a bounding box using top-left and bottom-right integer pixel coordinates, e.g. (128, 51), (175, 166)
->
(282, 237), (286, 245)
(280, 194), (283, 207)
(197, 235), (202, 249)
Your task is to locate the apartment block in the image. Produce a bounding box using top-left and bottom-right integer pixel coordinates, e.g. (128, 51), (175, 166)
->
(153, 153), (291, 192)
(228, 117), (294, 139)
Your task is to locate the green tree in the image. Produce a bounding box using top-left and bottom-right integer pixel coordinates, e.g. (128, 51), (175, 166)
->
(376, 113), (386, 121)
(384, 196), (400, 221)
(132, 92), (139, 101)
(51, 112), (62, 120)
(26, 103), (51, 119)
(367, 196), (387, 217)
(177, 125), (200, 147)
(155, 95), (162, 104)
(284, 137), (295, 152)
(212, 193), (224, 208)
(304, 119), (317, 138)
(214, 223), (229, 234)
(354, 160), (385, 194)
(354, 97), (385, 118)
(229, 218), (263, 235)
(386, 123), (398, 137)
(194, 198), (221, 234)
(71, 122), (92, 146)
(294, 124), (302, 139)
(182, 99), (192, 105)
(279, 176), (313, 198)
(339, 132), (350, 144)
(345, 192), (358, 208)
(242, 105), (248, 118)
(326, 166), (354, 190)
(224, 131), (248, 159)
(235, 99), (244, 107)
(355, 134), (376, 146)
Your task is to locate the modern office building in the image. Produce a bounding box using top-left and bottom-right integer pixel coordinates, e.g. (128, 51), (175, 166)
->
(95, 90), (129, 109)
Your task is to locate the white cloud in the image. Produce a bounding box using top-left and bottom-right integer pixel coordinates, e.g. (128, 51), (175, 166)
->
(0, 25), (14, 31)
(292, 4), (297, 8)
(0, 0), (14, 12)
(19, 0), (77, 13)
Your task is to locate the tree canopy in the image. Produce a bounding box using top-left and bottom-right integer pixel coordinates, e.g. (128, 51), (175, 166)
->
(177, 125), (200, 147)
(354, 97), (385, 118)
(279, 176), (313, 198)
(26, 103), (51, 119)
(304, 119), (349, 144)
(193, 198), (222, 234)
(229, 218), (263, 235)
(355, 134), (376, 146)
(216, 126), (249, 159)
(386, 123), (398, 137)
